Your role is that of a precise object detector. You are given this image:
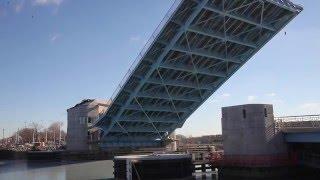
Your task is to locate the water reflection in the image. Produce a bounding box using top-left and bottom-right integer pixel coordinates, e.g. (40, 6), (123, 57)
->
(0, 160), (114, 180)
(1, 160), (319, 180)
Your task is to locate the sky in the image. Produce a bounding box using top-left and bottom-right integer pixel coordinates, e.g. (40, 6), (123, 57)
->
(0, 0), (319, 138)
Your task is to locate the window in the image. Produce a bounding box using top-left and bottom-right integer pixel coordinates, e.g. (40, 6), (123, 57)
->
(242, 109), (246, 119)
(264, 108), (268, 117)
(79, 117), (87, 124)
(88, 117), (92, 124)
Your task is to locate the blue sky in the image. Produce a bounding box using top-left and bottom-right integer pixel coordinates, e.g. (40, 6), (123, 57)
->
(0, 0), (319, 137)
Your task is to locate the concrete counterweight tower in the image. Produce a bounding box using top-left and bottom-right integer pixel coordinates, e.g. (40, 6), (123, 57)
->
(222, 104), (287, 164)
(66, 99), (110, 151)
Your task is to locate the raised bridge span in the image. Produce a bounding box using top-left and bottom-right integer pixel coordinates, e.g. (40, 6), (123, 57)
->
(91, 0), (302, 148)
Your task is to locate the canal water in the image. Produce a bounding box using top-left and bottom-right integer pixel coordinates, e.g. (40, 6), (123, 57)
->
(0, 160), (318, 180)
(0, 160), (114, 180)
(0, 160), (219, 180)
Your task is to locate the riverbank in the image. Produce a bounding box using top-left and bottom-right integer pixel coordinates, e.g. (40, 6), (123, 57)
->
(0, 149), (128, 161)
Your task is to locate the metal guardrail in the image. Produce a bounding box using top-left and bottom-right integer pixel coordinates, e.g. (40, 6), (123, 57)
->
(91, 0), (183, 126)
(275, 115), (320, 130)
(208, 152), (296, 167)
(93, 0), (183, 124)
(275, 115), (320, 122)
(108, 0), (183, 103)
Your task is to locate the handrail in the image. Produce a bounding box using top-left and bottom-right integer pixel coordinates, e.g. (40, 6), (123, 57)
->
(91, 0), (183, 127)
(275, 115), (320, 122)
(108, 0), (183, 104)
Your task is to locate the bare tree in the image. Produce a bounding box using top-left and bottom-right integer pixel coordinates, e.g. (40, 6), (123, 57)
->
(29, 122), (43, 142)
(47, 121), (66, 143)
(18, 128), (34, 143)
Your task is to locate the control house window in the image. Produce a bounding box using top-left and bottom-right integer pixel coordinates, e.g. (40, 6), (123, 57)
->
(264, 108), (267, 117)
(242, 109), (246, 119)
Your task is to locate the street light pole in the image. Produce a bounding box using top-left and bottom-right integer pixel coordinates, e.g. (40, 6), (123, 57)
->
(2, 128), (4, 145)
(59, 122), (61, 146)
(45, 129), (48, 144)
(32, 129), (35, 144)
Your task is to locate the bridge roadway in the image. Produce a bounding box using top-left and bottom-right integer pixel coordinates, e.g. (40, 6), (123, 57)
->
(91, 0), (303, 148)
(284, 130), (320, 143)
(276, 115), (320, 168)
(276, 115), (320, 143)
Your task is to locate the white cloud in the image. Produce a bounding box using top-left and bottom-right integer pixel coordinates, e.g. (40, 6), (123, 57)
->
(33, 0), (64, 6)
(299, 103), (320, 114)
(129, 35), (147, 45)
(130, 35), (141, 42)
(221, 93), (231, 98)
(247, 95), (257, 102)
(50, 33), (61, 43)
(14, 1), (25, 13)
(0, 7), (7, 17)
(266, 92), (276, 97)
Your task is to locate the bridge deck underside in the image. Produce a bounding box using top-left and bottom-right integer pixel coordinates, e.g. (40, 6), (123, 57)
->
(94, 0), (302, 147)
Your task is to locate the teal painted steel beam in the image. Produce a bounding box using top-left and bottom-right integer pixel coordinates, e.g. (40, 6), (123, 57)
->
(102, 135), (166, 141)
(137, 92), (201, 102)
(160, 62), (226, 78)
(203, 5), (276, 32)
(172, 45), (241, 64)
(188, 26), (257, 49)
(94, 0), (302, 148)
(125, 104), (190, 113)
(146, 77), (214, 90)
(265, 0), (303, 13)
(110, 128), (168, 133)
(99, 0), (210, 138)
(118, 117), (179, 124)
(99, 141), (162, 148)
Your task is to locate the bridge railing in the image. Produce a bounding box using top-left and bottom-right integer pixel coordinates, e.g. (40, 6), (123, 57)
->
(275, 115), (320, 130)
(92, 0), (183, 126)
(208, 151), (296, 167)
(108, 0), (183, 104)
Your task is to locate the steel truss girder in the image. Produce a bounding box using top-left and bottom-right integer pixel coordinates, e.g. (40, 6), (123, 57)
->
(146, 77), (214, 90)
(99, 141), (162, 148)
(99, 0), (210, 139)
(160, 62), (226, 78)
(125, 104), (190, 113)
(93, 0), (302, 148)
(172, 45), (241, 63)
(110, 126), (169, 133)
(137, 91), (201, 102)
(188, 26), (257, 49)
(265, 0), (302, 13)
(133, 97), (163, 139)
(203, 5), (276, 32)
(118, 117), (179, 124)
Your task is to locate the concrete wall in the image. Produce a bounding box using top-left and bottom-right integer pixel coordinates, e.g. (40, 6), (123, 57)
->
(222, 104), (287, 155)
(66, 99), (109, 151)
(167, 131), (177, 151)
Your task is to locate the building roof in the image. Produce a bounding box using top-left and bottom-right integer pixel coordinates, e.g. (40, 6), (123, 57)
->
(68, 99), (110, 110)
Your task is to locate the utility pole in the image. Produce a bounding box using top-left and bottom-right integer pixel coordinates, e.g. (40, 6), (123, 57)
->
(53, 131), (56, 144)
(32, 129), (35, 144)
(59, 122), (61, 146)
(18, 129), (19, 144)
(45, 129), (48, 144)
(15, 129), (17, 144)
(2, 129), (4, 145)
